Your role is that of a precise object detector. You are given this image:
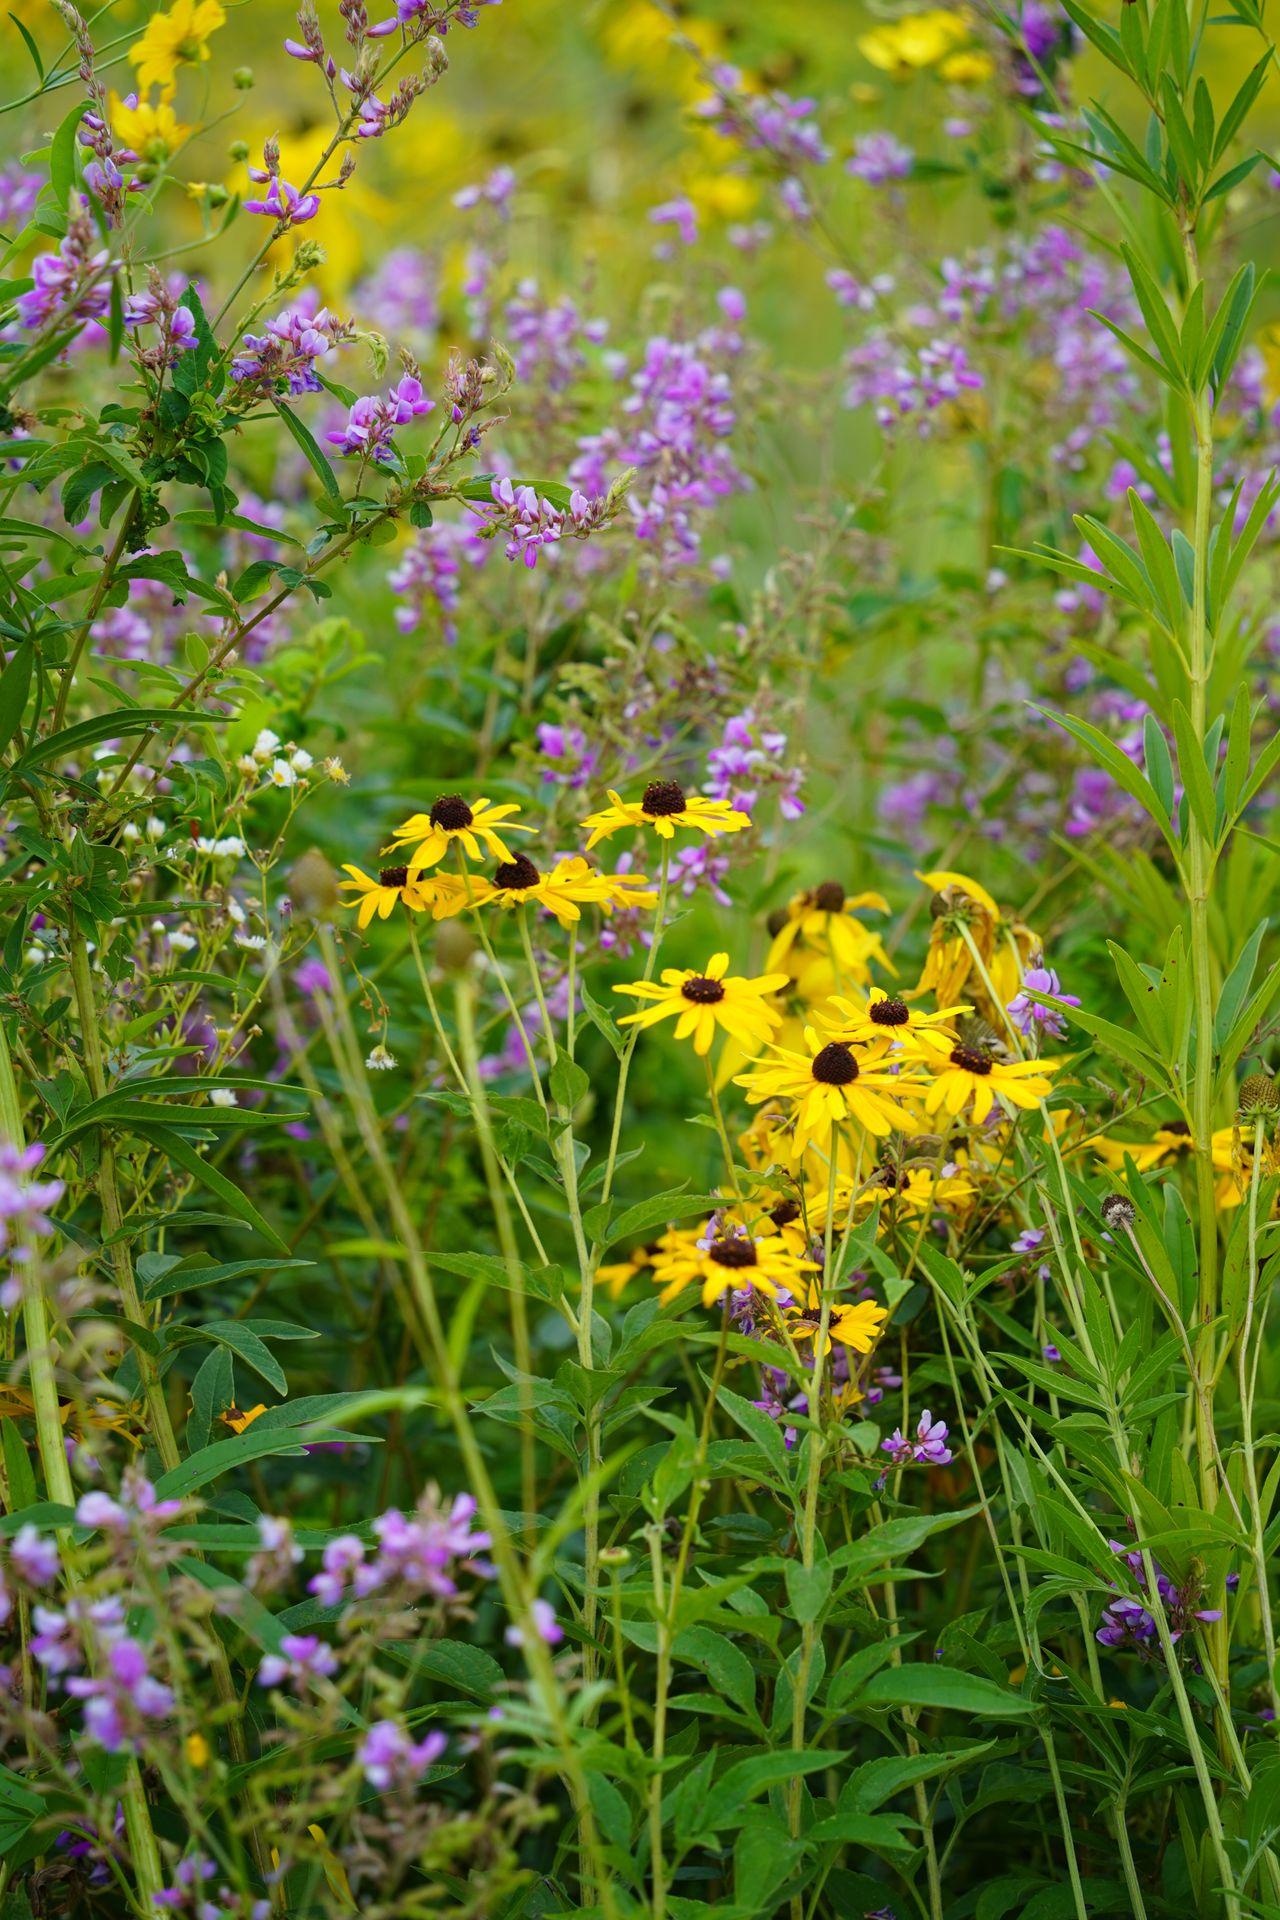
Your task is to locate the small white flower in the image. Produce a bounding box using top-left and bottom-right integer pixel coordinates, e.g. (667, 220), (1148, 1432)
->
(216, 836), (246, 857)
(121, 822), (140, 843)
(168, 930), (197, 953)
(237, 753), (258, 776)
(146, 816), (165, 840)
(24, 946), (48, 967)
(234, 932), (267, 951)
(253, 728), (281, 761)
(365, 1044), (397, 1072)
(323, 756), (349, 784)
(288, 748), (314, 773)
(209, 1088), (237, 1108)
(267, 760), (298, 789)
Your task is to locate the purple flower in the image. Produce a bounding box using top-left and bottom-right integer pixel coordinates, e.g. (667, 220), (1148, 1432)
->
(882, 1409), (953, 1469)
(326, 375), (433, 462)
(231, 302), (352, 396)
(10, 1525), (59, 1586)
(506, 1597), (562, 1648)
(67, 1636), (174, 1751)
(257, 1633), (339, 1692)
(0, 1140), (65, 1265)
(847, 133), (914, 185)
(16, 218), (114, 332)
(244, 165), (321, 226)
(358, 1717), (447, 1790)
(1008, 966), (1080, 1042)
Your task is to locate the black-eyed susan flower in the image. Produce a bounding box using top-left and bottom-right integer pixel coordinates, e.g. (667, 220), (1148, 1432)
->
(766, 882), (894, 982)
(128, 0), (226, 96)
(736, 1031), (922, 1158)
(595, 1229), (690, 1299)
(220, 1403), (266, 1434)
(924, 1042), (1057, 1125)
(786, 1289), (888, 1354)
(915, 868), (1039, 1013)
(843, 1162), (975, 1217)
(340, 864), (434, 928)
(1089, 1119), (1193, 1174)
(649, 1222), (817, 1307)
(473, 853), (657, 926)
(581, 779), (750, 849)
(614, 951), (788, 1057)
(382, 795), (531, 871)
(818, 986), (971, 1059)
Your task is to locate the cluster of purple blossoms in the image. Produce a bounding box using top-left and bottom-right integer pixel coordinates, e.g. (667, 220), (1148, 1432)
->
(881, 1410), (953, 1469)
(534, 721), (598, 793)
(847, 133), (914, 186)
(353, 247), (439, 346)
(304, 1489), (492, 1610)
(389, 521), (489, 641)
(1008, 965), (1080, 1042)
(571, 325), (748, 572)
(231, 302), (353, 397)
(1097, 1542), (1222, 1658)
(367, 0), (501, 39)
(0, 1139), (65, 1264)
(326, 375), (433, 462)
(154, 1854), (270, 1918)
(504, 279), (607, 394)
(454, 163), (516, 214)
(15, 216), (114, 333)
(0, 163), (40, 231)
(693, 63), (830, 175)
(31, 1593), (173, 1752)
(78, 108), (143, 223)
(478, 477), (609, 568)
(123, 283), (196, 370)
(705, 711), (805, 822)
(245, 146), (322, 227)
(358, 1718), (447, 1791)
(257, 1632), (339, 1693)
(649, 196), (699, 255)
(843, 332), (983, 434)
(0, 1524), (59, 1627)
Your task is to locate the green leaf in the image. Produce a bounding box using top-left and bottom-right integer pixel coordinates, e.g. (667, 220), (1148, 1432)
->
(130, 1123), (288, 1252)
(857, 1665), (1033, 1718)
(549, 1053), (589, 1112)
(1171, 699), (1217, 842)
(273, 401), (342, 508)
(0, 638), (33, 756)
(785, 1559), (832, 1626)
(195, 1321), (287, 1393)
(142, 1256), (312, 1303)
(47, 100), (86, 212)
(699, 1750), (834, 1833)
(587, 1187), (721, 1250)
(1036, 706), (1179, 857)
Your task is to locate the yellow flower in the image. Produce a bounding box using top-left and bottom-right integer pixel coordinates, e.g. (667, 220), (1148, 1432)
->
(858, 10), (971, 75)
(1089, 1120), (1194, 1174)
(818, 986), (971, 1059)
(382, 795), (532, 871)
(185, 1731), (211, 1768)
(940, 48), (994, 84)
(840, 1162), (975, 1217)
(766, 882), (894, 983)
(220, 1403), (266, 1435)
(915, 869), (1038, 1016)
(109, 91), (189, 163)
(787, 1290), (889, 1354)
(924, 1043), (1057, 1125)
(471, 853), (657, 926)
(595, 1229), (690, 1299)
(128, 0), (226, 98)
(615, 951), (788, 1057)
(736, 1031), (923, 1159)
(649, 1223), (818, 1308)
(338, 863), (468, 929)
(581, 778), (750, 849)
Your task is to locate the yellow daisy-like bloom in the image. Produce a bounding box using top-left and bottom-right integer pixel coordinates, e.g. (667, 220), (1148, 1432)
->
(766, 882), (894, 983)
(736, 1030), (923, 1158)
(1088, 1120), (1193, 1174)
(1211, 1124), (1280, 1210)
(924, 1042), (1058, 1126)
(580, 778), (750, 849)
(614, 951), (788, 1058)
(649, 1224), (818, 1308)
(818, 986), (971, 1059)
(220, 1403), (266, 1435)
(382, 795), (532, 872)
(940, 48), (994, 84)
(846, 1162), (976, 1217)
(128, 0), (226, 97)
(859, 9), (970, 74)
(470, 853), (657, 926)
(338, 863), (468, 929)
(787, 1289), (889, 1354)
(109, 91), (189, 163)
(595, 1228), (690, 1299)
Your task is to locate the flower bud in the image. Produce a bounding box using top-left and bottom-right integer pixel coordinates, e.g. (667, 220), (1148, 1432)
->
(289, 848), (341, 921)
(233, 66), (254, 89)
(434, 919), (475, 975)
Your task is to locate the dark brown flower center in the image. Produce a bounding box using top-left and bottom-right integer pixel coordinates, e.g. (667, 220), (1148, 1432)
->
(1162, 1119), (1191, 1138)
(870, 997), (910, 1026)
(707, 1235), (758, 1269)
(812, 880), (846, 914)
(641, 778), (687, 818)
(950, 1043), (992, 1075)
(812, 1042), (859, 1086)
(681, 974), (726, 1005)
(769, 1198), (801, 1228)
(430, 794), (473, 831)
(379, 866), (409, 889)
(493, 854), (540, 891)
(875, 1165), (907, 1190)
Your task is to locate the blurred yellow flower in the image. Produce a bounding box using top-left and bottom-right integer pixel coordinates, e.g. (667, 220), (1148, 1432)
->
(941, 48), (994, 84)
(859, 10), (971, 75)
(687, 172), (760, 221)
(128, 0), (226, 98)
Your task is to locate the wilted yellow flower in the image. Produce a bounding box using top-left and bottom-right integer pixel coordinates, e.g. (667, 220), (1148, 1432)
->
(128, 0), (226, 98)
